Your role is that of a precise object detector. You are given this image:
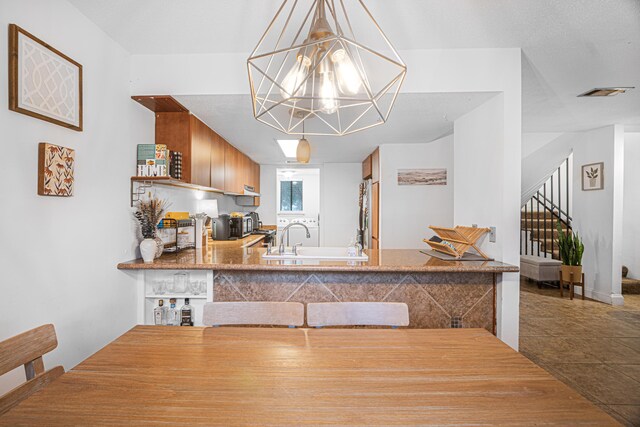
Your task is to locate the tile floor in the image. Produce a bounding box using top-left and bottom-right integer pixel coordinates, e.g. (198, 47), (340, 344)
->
(520, 278), (640, 426)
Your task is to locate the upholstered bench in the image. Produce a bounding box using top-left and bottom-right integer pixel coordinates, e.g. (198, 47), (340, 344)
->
(520, 255), (561, 283)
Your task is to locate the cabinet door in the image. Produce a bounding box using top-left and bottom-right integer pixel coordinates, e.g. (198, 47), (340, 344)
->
(224, 142), (239, 193)
(371, 181), (379, 240)
(362, 155), (372, 180)
(189, 116), (211, 187)
(210, 131), (225, 190)
(371, 237), (379, 250)
(371, 148), (380, 183)
(155, 112), (191, 181)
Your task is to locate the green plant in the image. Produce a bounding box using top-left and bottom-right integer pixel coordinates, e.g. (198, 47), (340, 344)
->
(133, 194), (168, 239)
(555, 222), (584, 266)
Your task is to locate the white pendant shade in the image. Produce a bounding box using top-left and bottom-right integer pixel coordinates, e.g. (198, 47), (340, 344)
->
(248, 0), (407, 136)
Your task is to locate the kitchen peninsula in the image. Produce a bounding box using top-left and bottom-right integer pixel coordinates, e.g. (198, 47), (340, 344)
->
(118, 245), (518, 334)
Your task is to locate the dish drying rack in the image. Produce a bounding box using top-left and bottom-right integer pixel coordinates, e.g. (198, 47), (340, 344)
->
(157, 218), (196, 253)
(423, 225), (491, 260)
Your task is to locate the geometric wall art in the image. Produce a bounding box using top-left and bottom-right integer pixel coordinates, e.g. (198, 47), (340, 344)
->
(38, 143), (75, 196)
(9, 24), (83, 131)
(398, 169), (447, 186)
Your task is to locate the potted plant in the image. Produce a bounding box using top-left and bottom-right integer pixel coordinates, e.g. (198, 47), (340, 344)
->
(556, 222), (584, 282)
(134, 194), (168, 263)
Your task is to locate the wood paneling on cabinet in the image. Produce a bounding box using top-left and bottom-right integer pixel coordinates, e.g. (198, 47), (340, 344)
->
(371, 181), (379, 241)
(371, 148), (380, 183)
(362, 155), (372, 180)
(132, 95), (188, 113)
(155, 112), (192, 182)
(189, 115), (212, 187)
(224, 142), (241, 194)
(371, 237), (379, 249)
(210, 131), (225, 190)
(152, 102), (258, 197)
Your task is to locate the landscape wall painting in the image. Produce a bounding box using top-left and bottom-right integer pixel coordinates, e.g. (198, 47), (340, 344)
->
(397, 168), (447, 186)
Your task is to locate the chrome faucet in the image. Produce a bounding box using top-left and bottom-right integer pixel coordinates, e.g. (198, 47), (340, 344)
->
(279, 223), (311, 254)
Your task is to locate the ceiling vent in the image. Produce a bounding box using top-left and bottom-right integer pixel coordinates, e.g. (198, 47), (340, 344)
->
(578, 87), (634, 97)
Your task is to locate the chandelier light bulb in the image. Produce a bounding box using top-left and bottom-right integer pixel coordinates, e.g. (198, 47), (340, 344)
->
(332, 49), (361, 95)
(318, 70), (339, 114)
(280, 55), (311, 99)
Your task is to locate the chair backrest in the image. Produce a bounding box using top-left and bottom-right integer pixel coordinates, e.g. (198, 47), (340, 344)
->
(203, 302), (305, 327)
(0, 324), (64, 415)
(307, 302), (410, 327)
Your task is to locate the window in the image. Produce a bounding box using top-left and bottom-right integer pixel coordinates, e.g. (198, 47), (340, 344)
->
(280, 180), (303, 211)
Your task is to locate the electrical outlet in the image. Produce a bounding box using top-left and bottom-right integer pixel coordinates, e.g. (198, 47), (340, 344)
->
(489, 227), (496, 243)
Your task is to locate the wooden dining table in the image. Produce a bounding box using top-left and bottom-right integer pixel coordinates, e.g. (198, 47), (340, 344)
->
(0, 326), (618, 426)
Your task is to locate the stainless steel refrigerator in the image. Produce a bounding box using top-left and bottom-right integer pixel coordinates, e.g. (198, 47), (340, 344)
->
(358, 179), (372, 249)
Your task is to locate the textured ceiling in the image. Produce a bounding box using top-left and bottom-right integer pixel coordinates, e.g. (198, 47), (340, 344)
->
(70, 0), (640, 135)
(174, 93), (496, 164)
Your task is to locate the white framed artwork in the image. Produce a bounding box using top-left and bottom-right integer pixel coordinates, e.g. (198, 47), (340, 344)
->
(9, 24), (83, 131)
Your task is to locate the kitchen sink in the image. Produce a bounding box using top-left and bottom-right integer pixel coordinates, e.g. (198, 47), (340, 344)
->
(262, 247), (368, 261)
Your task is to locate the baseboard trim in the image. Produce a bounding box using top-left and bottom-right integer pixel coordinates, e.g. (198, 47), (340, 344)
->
(578, 288), (625, 305)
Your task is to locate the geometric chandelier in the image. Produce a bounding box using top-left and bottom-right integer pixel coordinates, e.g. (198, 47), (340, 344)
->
(247, 0), (407, 136)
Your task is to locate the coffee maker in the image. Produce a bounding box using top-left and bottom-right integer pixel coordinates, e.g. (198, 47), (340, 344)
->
(212, 214), (231, 240)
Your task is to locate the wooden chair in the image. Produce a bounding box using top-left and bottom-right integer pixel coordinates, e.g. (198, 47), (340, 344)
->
(307, 302), (410, 328)
(202, 302), (304, 327)
(559, 271), (585, 300)
(0, 324), (64, 416)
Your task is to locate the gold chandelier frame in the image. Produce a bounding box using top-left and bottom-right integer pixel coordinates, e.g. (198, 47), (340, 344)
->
(247, 0), (407, 136)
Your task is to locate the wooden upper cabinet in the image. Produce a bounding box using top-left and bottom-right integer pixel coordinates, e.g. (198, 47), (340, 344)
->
(210, 131), (225, 191)
(224, 142), (241, 194)
(189, 116), (212, 187)
(155, 112), (192, 182)
(371, 148), (380, 183)
(362, 155), (372, 180)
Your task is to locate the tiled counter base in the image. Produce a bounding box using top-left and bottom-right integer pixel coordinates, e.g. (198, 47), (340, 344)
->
(213, 271), (496, 333)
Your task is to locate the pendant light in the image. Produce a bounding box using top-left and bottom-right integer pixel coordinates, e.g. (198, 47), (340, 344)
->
(248, 0), (407, 136)
(296, 122), (311, 163)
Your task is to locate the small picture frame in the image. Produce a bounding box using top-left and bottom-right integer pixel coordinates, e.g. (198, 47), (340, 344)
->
(9, 24), (83, 131)
(38, 143), (75, 196)
(582, 162), (604, 191)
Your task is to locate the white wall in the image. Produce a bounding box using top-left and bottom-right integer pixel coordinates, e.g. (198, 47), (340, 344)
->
(256, 164), (278, 226)
(321, 163), (361, 247)
(0, 0), (151, 393)
(454, 93), (521, 350)
(572, 125), (624, 304)
(379, 136), (454, 249)
(623, 133), (640, 280)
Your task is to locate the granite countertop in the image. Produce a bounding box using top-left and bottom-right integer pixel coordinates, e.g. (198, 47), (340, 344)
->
(207, 234), (266, 249)
(117, 245), (519, 273)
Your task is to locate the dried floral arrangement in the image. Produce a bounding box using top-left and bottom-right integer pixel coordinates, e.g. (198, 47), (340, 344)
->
(133, 194), (168, 239)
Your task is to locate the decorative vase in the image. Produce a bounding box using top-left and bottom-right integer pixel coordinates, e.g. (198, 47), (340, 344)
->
(140, 238), (157, 263)
(561, 265), (582, 282)
(154, 236), (164, 259)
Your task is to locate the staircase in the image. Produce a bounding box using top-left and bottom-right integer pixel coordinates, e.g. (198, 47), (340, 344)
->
(521, 211), (570, 259)
(520, 157), (572, 260)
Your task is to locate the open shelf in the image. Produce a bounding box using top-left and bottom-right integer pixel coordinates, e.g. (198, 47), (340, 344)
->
(145, 294), (207, 299)
(131, 176), (224, 206)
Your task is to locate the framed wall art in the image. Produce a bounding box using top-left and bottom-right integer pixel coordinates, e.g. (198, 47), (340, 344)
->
(9, 24), (83, 131)
(582, 162), (604, 191)
(397, 168), (447, 185)
(38, 143), (75, 196)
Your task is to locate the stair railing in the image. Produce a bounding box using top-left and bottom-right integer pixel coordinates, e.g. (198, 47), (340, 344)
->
(521, 157), (572, 259)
